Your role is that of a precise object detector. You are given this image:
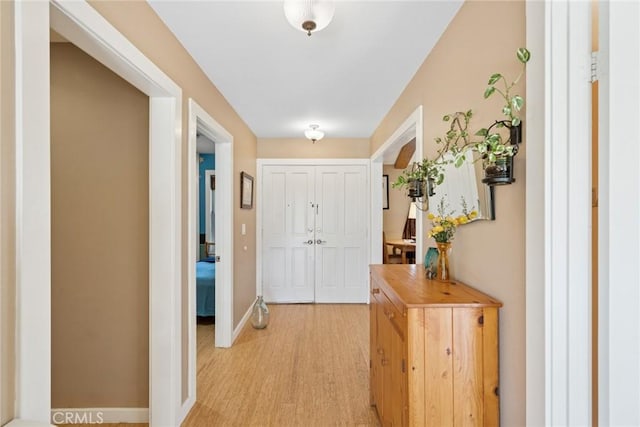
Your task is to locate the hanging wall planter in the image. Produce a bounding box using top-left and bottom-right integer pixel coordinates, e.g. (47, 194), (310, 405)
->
(480, 121), (521, 186)
(482, 154), (514, 185)
(407, 178), (424, 199)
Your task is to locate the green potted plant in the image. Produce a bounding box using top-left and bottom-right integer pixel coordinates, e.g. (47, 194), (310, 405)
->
(431, 48), (531, 185)
(392, 157), (447, 201)
(394, 47), (531, 194)
(474, 47), (530, 184)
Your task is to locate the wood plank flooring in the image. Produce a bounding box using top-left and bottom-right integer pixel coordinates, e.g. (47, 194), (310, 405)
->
(59, 304), (378, 427)
(184, 303), (379, 426)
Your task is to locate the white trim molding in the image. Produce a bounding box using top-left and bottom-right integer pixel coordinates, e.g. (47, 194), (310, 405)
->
(188, 98), (234, 351)
(525, 1), (546, 424)
(17, 1), (183, 425)
(14, 0), (51, 420)
(599, 2), (640, 425)
(526, 1), (592, 425)
(233, 302), (254, 342)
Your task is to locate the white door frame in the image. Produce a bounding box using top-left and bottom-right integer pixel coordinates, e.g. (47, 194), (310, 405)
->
(525, 1), (592, 425)
(598, 2), (640, 425)
(187, 99), (234, 353)
(185, 99), (234, 418)
(370, 106), (424, 270)
(16, 1), (182, 425)
(256, 158), (370, 299)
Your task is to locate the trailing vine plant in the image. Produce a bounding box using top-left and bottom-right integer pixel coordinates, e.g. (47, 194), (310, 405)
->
(393, 47), (531, 197)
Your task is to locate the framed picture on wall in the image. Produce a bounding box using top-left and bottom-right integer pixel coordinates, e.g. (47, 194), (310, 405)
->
(383, 174), (390, 210)
(240, 171), (254, 209)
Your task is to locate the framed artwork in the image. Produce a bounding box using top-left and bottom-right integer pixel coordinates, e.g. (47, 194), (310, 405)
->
(383, 174), (390, 210)
(240, 171), (254, 209)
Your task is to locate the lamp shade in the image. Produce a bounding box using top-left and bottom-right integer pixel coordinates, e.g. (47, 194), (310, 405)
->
(408, 202), (417, 220)
(284, 0), (335, 36)
(304, 124), (324, 143)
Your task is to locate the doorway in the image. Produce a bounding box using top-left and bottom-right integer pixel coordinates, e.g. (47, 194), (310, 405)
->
(16, 1), (182, 424)
(370, 107), (424, 269)
(184, 98), (234, 418)
(50, 36), (151, 421)
(195, 133), (216, 330)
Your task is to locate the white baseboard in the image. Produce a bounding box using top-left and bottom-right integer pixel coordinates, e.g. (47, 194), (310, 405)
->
(177, 395), (195, 425)
(4, 420), (55, 427)
(233, 303), (253, 343)
(50, 408), (148, 424)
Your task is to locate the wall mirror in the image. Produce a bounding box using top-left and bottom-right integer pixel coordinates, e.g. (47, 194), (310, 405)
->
(427, 153), (494, 222)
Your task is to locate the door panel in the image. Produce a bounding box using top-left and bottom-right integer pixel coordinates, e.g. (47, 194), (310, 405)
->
(315, 165), (368, 303)
(262, 166), (314, 302)
(262, 164), (368, 303)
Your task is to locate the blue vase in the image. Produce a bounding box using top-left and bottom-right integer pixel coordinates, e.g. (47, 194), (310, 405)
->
(424, 247), (439, 278)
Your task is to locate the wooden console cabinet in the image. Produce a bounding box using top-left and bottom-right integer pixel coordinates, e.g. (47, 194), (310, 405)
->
(370, 264), (502, 426)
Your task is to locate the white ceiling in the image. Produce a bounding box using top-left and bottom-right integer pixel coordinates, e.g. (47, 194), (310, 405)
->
(149, 1), (463, 139)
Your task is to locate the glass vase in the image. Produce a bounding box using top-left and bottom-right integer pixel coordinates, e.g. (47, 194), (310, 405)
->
(436, 242), (452, 282)
(251, 295), (270, 329)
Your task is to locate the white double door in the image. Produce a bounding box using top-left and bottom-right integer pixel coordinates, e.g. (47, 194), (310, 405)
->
(261, 164), (369, 303)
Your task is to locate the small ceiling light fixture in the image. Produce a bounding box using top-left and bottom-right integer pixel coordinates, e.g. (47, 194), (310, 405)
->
(283, 0), (335, 36)
(304, 124), (324, 143)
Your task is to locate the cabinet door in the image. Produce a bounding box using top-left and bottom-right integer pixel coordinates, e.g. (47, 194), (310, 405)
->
(390, 324), (407, 426)
(379, 298), (408, 427)
(370, 288), (381, 407)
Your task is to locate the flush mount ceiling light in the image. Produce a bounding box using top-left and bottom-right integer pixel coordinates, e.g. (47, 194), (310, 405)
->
(304, 124), (324, 143)
(283, 0), (335, 36)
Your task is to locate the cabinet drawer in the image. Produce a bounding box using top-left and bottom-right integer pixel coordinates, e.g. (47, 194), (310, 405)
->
(380, 288), (406, 339)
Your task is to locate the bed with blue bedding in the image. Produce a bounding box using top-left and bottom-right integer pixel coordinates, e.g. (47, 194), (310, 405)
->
(196, 259), (216, 317)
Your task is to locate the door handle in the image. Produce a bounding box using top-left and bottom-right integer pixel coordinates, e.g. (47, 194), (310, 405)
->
(316, 239), (326, 245)
(303, 240), (314, 245)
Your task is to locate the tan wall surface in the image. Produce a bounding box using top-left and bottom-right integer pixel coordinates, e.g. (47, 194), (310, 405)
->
(370, 1), (526, 424)
(383, 166), (411, 241)
(87, 1), (258, 404)
(0, 0), (16, 423)
(51, 43), (149, 407)
(258, 138), (370, 159)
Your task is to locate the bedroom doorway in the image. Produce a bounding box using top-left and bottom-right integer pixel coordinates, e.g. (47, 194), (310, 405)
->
(185, 99), (234, 416)
(195, 135), (216, 326)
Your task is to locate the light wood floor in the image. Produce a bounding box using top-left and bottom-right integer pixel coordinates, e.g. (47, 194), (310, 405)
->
(60, 304), (378, 427)
(184, 303), (379, 426)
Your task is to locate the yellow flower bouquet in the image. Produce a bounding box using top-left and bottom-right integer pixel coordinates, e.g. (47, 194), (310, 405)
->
(427, 198), (477, 243)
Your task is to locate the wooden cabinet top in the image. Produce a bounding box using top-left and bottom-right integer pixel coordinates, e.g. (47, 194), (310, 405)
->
(370, 264), (502, 308)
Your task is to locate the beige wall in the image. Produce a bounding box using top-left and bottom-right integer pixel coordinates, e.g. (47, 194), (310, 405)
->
(0, 0), (16, 423)
(383, 166), (411, 241)
(51, 43), (150, 407)
(258, 138), (369, 159)
(370, 1), (526, 425)
(87, 1), (258, 404)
